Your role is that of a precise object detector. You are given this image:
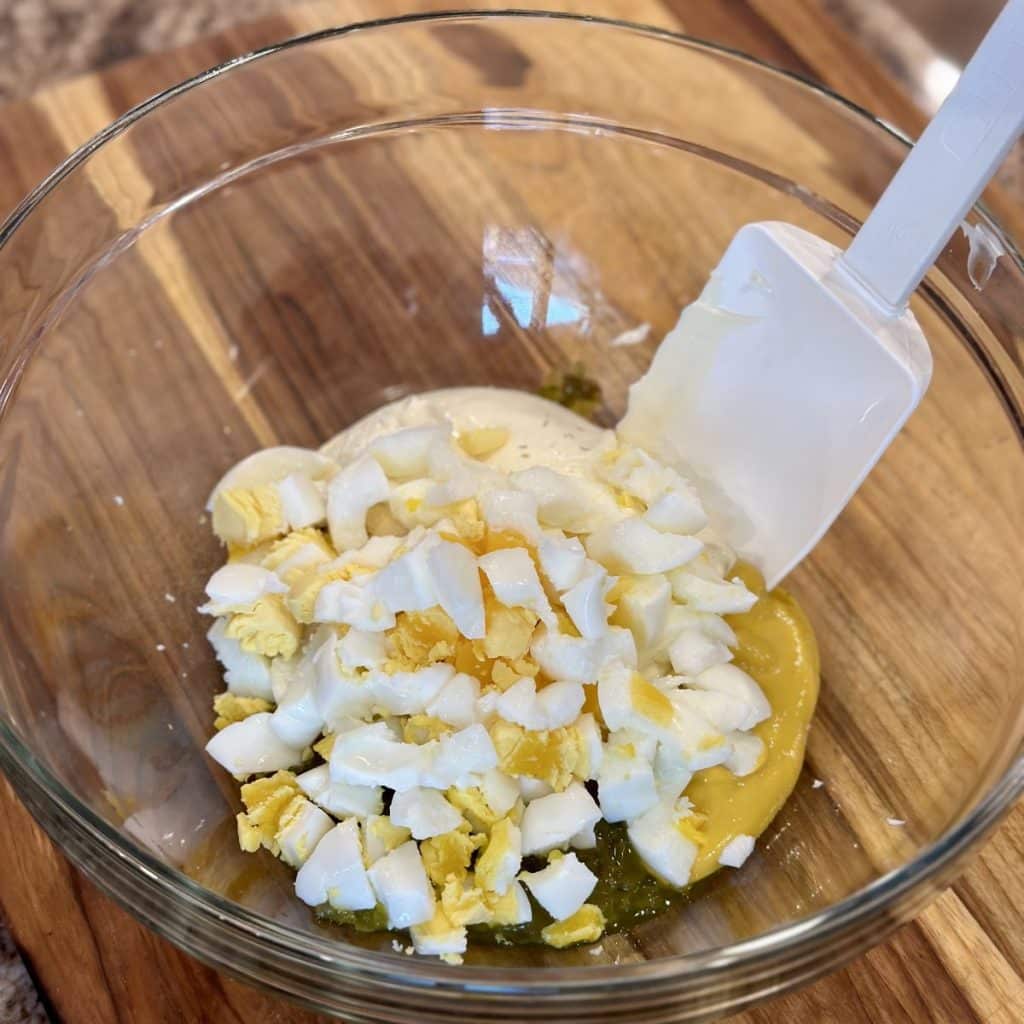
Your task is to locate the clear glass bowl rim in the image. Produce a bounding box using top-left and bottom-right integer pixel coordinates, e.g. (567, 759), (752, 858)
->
(1, 7), (1022, 1001)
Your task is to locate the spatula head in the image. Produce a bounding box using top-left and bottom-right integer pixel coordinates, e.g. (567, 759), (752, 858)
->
(620, 222), (932, 587)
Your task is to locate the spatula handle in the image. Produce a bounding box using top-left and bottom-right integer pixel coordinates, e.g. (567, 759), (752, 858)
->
(841, 0), (1024, 313)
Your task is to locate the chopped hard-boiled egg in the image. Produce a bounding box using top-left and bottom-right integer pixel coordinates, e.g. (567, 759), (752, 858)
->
(508, 466), (620, 534)
(207, 618), (273, 700)
(326, 455), (390, 552)
(200, 564), (288, 616)
(479, 489), (541, 543)
(367, 841), (436, 928)
(212, 485), (288, 546)
(427, 541), (485, 640)
(475, 817), (522, 894)
(561, 564), (612, 640)
(541, 903), (605, 948)
(610, 575), (671, 654)
(627, 797), (701, 888)
(719, 834), (756, 868)
(497, 677), (585, 732)
(537, 529), (587, 591)
(330, 722), (432, 791)
(206, 713), (305, 775)
(276, 796), (334, 868)
(425, 672), (480, 728)
(520, 852), (597, 921)
(668, 628), (733, 676)
(371, 425), (450, 479)
(276, 473), (327, 530)
(478, 547), (554, 627)
(295, 818), (376, 910)
(669, 570), (757, 614)
(586, 518), (702, 576)
(410, 906), (467, 957)
(597, 732), (659, 823)
(198, 388), (812, 961)
(520, 782), (602, 856)
(295, 764), (384, 817)
(390, 787), (463, 840)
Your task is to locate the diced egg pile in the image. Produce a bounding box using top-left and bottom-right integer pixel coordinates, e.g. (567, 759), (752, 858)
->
(201, 409), (770, 961)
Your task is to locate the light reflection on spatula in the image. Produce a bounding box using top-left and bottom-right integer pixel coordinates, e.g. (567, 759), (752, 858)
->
(621, 0), (1024, 587)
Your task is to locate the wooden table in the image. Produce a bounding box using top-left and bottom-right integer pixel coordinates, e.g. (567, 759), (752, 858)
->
(0, 2), (1021, 1022)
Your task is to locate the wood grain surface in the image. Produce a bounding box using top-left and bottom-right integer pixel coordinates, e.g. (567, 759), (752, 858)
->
(0, 2), (1021, 1023)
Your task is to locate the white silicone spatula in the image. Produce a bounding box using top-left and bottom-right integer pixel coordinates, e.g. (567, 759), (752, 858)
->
(620, 0), (1024, 587)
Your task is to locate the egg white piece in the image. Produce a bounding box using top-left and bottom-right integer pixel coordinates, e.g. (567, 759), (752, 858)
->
(719, 834), (756, 868)
(426, 541), (485, 640)
(597, 739), (659, 824)
(669, 629), (733, 676)
(497, 677), (586, 732)
(561, 564), (612, 640)
(205, 713), (305, 775)
(390, 788), (463, 840)
(371, 537), (438, 614)
(517, 776), (554, 802)
(315, 577), (395, 632)
(207, 446), (336, 510)
(520, 783), (602, 856)
(271, 658), (324, 748)
(276, 473), (327, 530)
(509, 466), (621, 534)
(613, 576), (672, 654)
(536, 529), (587, 591)
(661, 605), (738, 649)
(200, 564), (288, 615)
(422, 724), (498, 789)
(669, 571), (757, 614)
(207, 619), (273, 700)
(368, 664), (454, 717)
(276, 798), (334, 868)
(627, 797), (699, 888)
(478, 489), (541, 543)
(596, 662), (672, 739)
(653, 740), (694, 801)
(569, 823), (597, 850)
(296, 764), (385, 818)
(336, 628), (388, 671)
(425, 673), (480, 729)
(723, 731), (765, 777)
(501, 881), (533, 925)
(662, 697), (733, 771)
(586, 517), (703, 576)
(326, 455), (391, 552)
(688, 664), (771, 725)
(531, 625), (636, 685)
(273, 541), (332, 580)
(672, 687), (763, 734)
(480, 769), (520, 817)
(313, 635), (375, 726)
(370, 425), (451, 479)
(330, 722), (434, 792)
(410, 917), (467, 957)
(478, 547), (554, 627)
(519, 853), (597, 921)
(367, 841), (436, 928)
(295, 818), (377, 911)
(576, 713), (604, 780)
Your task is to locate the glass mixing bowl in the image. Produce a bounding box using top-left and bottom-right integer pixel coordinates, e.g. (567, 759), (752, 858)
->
(0, 12), (1022, 1023)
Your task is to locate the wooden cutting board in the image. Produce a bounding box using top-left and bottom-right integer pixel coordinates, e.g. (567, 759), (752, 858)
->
(0, 2), (1021, 1022)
